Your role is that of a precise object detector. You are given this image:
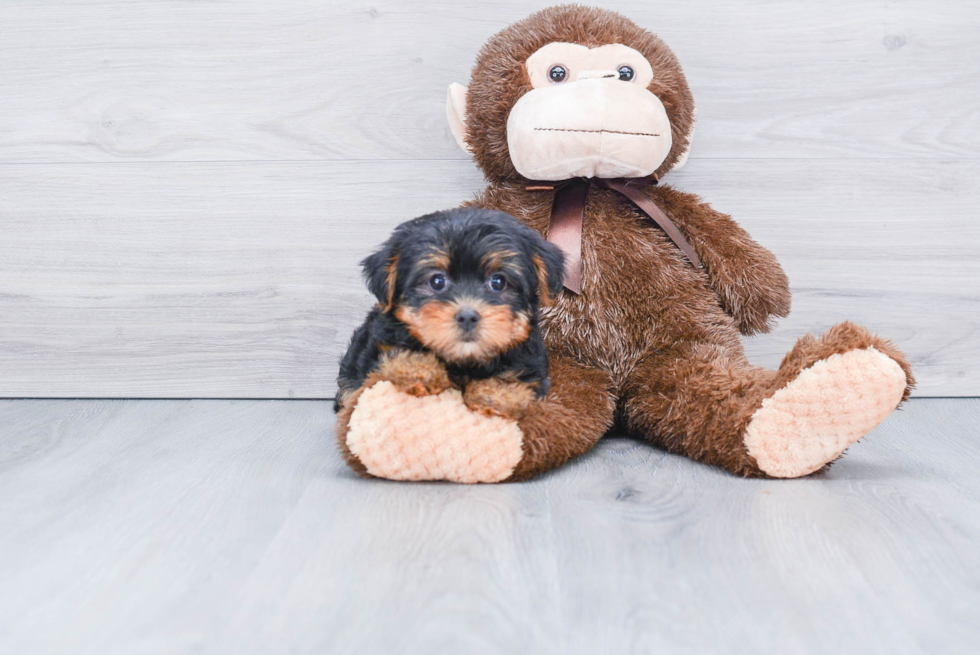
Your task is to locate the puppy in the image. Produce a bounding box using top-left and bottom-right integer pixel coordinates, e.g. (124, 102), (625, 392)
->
(335, 207), (564, 420)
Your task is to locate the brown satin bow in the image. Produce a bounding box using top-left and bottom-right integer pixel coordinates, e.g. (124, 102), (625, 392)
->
(527, 176), (702, 293)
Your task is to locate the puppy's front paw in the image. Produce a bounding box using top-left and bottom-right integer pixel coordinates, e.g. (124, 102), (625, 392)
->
(375, 350), (452, 397)
(464, 378), (538, 420)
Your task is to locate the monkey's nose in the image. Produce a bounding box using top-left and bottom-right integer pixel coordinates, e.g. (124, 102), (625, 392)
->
(455, 308), (481, 332)
(576, 69), (619, 81)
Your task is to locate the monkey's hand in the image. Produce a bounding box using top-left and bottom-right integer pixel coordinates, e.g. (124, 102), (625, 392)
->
(701, 234), (792, 335)
(374, 350), (453, 397)
(463, 377), (538, 420)
(657, 189), (792, 335)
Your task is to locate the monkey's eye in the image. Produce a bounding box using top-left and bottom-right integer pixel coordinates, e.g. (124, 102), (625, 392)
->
(487, 273), (507, 293)
(548, 65), (567, 83)
(617, 65), (635, 82)
(428, 273), (449, 292)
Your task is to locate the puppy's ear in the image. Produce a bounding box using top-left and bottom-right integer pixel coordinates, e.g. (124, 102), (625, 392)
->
(531, 240), (565, 306)
(361, 238), (400, 311)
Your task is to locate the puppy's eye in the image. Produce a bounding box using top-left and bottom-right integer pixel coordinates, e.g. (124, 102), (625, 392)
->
(429, 273), (449, 292)
(487, 273), (507, 293)
(548, 65), (567, 83)
(617, 65), (635, 81)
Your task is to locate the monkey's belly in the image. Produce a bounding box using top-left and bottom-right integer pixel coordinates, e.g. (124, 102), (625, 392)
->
(541, 244), (739, 373)
(473, 186), (741, 368)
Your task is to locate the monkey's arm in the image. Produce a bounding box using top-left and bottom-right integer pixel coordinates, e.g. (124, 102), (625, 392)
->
(658, 187), (791, 335)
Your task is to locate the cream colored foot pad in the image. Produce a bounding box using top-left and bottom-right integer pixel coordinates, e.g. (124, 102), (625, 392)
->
(744, 348), (907, 478)
(346, 381), (524, 483)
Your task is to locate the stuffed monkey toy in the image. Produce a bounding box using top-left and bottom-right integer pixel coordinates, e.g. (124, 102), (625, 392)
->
(335, 5), (913, 483)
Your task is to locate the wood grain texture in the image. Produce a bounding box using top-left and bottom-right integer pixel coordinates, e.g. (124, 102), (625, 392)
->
(1, 0), (977, 397)
(1, 159), (976, 398)
(1, 0), (977, 162)
(0, 398), (977, 654)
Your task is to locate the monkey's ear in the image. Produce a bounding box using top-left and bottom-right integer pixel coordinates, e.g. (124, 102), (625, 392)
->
(446, 83), (471, 153)
(532, 240), (565, 306)
(361, 240), (400, 311)
(671, 106), (696, 171)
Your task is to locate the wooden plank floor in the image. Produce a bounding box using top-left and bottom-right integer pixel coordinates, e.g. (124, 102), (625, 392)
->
(1, 398), (977, 654)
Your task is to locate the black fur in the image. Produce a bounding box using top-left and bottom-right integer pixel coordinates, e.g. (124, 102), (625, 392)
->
(335, 208), (564, 411)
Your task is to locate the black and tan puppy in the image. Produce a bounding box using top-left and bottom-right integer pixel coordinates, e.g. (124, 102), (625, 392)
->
(335, 208), (564, 420)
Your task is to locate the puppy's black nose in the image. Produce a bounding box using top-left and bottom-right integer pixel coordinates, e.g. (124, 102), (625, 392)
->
(455, 308), (481, 332)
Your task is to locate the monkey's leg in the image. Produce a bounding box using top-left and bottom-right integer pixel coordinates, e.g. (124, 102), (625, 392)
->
(335, 354), (615, 483)
(622, 322), (913, 478)
(505, 355), (617, 481)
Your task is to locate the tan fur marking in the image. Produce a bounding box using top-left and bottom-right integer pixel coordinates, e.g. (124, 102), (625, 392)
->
(396, 301), (461, 359)
(418, 249), (451, 270)
(532, 254), (553, 305)
(376, 350), (453, 397)
(396, 299), (530, 364)
(480, 305), (531, 354)
(383, 254), (399, 311)
(481, 249), (522, 274)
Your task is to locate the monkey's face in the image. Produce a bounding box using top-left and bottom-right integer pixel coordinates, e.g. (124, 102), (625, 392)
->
(446, 6), (696, 183)
(362, 209), (564, 365)
(506, 43), (672, 180)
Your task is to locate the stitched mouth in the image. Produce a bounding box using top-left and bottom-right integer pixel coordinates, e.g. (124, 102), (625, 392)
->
(534, 128), (661, 137)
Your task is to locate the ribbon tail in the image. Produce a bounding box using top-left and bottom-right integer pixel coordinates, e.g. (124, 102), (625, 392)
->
(546, 179), (590, 294)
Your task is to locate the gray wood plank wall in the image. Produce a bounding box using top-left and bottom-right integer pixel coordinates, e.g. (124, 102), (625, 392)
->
(1, 0), (977, 398)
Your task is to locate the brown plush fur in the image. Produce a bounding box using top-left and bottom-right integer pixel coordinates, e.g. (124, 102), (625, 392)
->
(468, 177), (915, 479)
(334, 375), (375, 477)
(510, 355), (618, 480)
(465, 5), (695, 184)
(339, 5), (914, 481)
(460, 6), (912, 480)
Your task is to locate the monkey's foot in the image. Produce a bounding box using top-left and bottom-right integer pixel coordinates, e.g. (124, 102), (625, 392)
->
(345, 381), (524, 483)
(744, 347), (907, 478)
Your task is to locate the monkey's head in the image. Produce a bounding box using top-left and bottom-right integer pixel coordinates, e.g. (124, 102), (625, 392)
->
(447, 5), (695, 183)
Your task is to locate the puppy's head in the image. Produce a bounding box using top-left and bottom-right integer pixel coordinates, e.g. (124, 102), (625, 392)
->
(362, 208), (564, 364)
